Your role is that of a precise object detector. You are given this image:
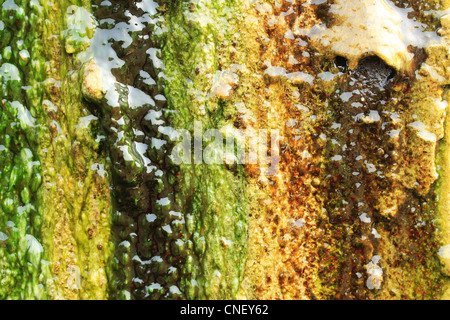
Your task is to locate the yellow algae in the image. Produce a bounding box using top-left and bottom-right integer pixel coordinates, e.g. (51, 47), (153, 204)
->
(209, 70), (239, 99)
(418, 8), (450, 299)
(2, 0), (450, 301)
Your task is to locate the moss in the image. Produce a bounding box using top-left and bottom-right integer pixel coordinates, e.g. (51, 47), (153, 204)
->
(161, 0), (248, 299)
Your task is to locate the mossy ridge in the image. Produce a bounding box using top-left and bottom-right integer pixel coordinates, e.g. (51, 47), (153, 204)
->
(39, 0), (113, 300)
(0, 0), (51, 299)
(162, 0), (248, 299)
(436, 88), (450, 299)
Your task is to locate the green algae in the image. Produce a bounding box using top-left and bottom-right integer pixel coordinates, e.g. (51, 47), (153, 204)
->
(435, 81), (450, 299)
(1, 0), (449, 301)
(153, 0), (248, 299)
(0, 0), (114, 299)
(0, 0), (47, 299)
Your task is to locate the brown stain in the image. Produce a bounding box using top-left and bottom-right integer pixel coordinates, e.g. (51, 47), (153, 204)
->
(234, 0), (448, 299)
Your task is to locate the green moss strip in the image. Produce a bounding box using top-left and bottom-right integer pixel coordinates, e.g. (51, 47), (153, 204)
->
(1, 0), (113, 299)
(162, 0), (248, 299)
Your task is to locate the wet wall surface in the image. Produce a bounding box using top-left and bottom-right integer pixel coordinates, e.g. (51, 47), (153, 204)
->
(0, 0), (450, 300)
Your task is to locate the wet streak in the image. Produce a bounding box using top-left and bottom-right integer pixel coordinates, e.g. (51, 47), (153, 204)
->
(90, 0), (248, 299)
(90, 0), (184, 299)
(318, 56), (398, 298)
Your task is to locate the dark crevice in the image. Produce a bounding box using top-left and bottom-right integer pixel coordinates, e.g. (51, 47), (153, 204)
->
(334, 56), (348, 73)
